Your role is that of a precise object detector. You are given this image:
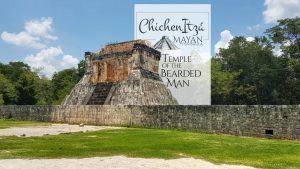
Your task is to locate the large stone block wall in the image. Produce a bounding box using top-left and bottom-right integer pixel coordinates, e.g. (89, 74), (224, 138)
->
(0, 105), (299, 139)
(109, 72), (178, 105)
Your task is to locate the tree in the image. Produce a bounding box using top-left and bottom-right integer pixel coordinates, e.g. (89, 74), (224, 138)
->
(0, 73), (16, 104)
(0, 95), (4, 105)
(0, 60), (86, 105)
(216, 36), (280, 104)
(266, 17), (300, 58)
(15, 72), (39, 105)
(51, 68), (79, 104)
(271, 58), (300, 104)
(35, 77), (53, 105)
(211, 59), (239, 104)
(0, 62), (31, 82)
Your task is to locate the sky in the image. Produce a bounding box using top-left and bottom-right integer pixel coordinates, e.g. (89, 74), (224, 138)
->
(0, 0), (300, 78)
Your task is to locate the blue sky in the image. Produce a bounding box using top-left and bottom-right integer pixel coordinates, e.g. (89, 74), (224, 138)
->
(0, 0), (299, 78)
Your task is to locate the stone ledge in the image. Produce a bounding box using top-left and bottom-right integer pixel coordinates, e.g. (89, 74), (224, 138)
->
(0, 105), (299, 140)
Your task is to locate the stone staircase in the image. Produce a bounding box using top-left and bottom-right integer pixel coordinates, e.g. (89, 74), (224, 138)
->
(87, 82), (115, 105)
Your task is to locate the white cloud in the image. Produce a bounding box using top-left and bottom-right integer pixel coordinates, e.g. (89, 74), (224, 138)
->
(25, 17), (57, 40)
(25, 47), (79, 78)
(214, 30), (234, 53)
(61, 55), (80, 68)
(263, 0), (300, 23)
(1, 31), (46, 49)
(1, 17), (78, 78)
(246, 37), (255, 42)
(25, 47), (62, 78)
(1, 17), (57, 49)
(247, 24), (261, 31)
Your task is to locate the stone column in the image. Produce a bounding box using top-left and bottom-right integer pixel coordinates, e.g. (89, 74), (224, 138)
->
(84, 52), (93, 74)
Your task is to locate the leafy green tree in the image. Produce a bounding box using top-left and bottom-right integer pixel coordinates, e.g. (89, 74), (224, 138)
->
(0, 62), (31, 82)
(211, 59), (240, 104)
(15, 72), (39, 105)
(233, 84), (257, 104)
(0, 73), (16, 104)
(216, 36), (280, 104)
(51, 68), (79, 104)
(272, 58), (300, 104)
(35, 77), (53, 105)
(0, 60), (85, 105)
(214, 33), (300, 105)
(266, 17), (300, 58)
(0, 95), (4, 105)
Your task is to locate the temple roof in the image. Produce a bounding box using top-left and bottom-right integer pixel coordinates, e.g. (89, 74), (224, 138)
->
(99, 40), (151, 56)
(90, 39), (160, 61)
(153, 36), (178, 50)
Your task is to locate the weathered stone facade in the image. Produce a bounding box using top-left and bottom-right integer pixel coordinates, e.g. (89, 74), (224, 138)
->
(0, 105), (299, 140)
(62, 40), (177, 105)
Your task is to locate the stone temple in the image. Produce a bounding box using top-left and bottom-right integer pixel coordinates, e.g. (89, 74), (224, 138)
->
(62, 39), (177, 105)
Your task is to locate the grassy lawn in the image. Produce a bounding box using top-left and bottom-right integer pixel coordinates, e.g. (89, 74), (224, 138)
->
(0, 119), (299, 169)
(0, 119), (50, 129)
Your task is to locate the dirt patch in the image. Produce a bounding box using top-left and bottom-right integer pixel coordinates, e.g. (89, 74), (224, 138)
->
(0, 156), (257, 169)
(0, 124), (120, 137)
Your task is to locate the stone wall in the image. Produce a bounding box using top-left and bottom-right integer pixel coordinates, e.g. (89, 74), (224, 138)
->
(0, 105), (299, 140)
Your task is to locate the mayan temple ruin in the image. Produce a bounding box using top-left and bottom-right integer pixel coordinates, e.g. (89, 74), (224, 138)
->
(62, 39), (177, 105)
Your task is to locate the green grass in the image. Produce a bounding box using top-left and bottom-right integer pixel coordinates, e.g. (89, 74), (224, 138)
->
(0, 120), (299, 169)
(0, 119), (50, 129)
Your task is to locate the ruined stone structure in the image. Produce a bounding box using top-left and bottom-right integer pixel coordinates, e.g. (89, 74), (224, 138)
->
(62, 40), (177, 105)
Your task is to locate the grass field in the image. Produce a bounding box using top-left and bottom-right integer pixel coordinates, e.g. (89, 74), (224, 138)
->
(0, 119), (49, 129)
(0, 119), (299, 169)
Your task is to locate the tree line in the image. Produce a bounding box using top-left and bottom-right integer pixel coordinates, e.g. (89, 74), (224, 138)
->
(0, 17), (299, 105)
(0, 60), (85, 105)
(212, 17), (300, 104)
